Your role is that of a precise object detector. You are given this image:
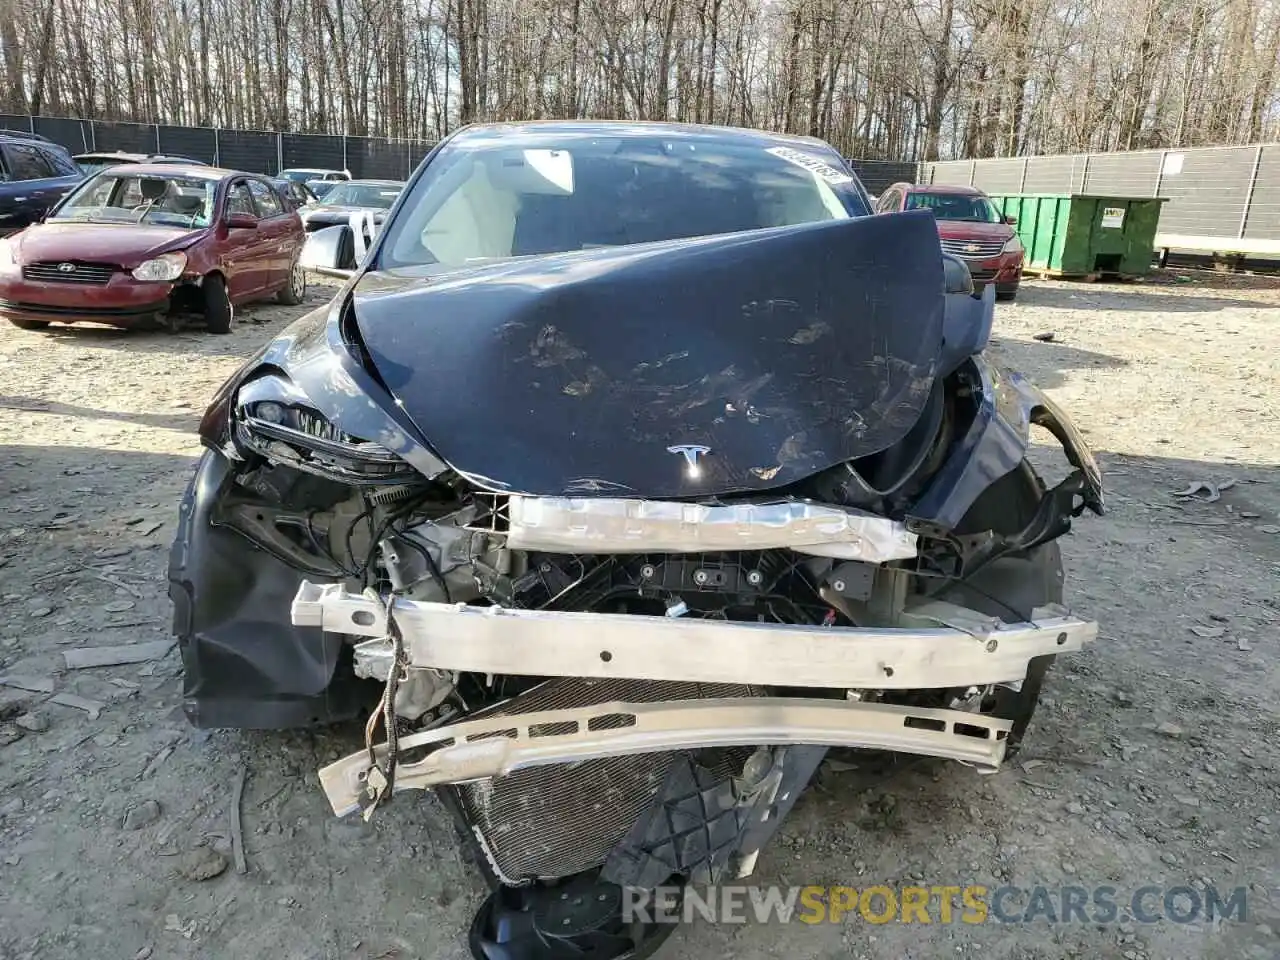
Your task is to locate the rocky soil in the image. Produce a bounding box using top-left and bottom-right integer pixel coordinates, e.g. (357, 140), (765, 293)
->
(0, 272), (1277, 960)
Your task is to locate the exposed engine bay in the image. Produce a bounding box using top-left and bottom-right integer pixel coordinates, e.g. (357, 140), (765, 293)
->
(202, 346), (1101, 886)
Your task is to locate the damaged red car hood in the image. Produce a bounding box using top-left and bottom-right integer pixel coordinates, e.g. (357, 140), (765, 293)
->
(10, 221), (206, 268)
(346, 212), (947, 499)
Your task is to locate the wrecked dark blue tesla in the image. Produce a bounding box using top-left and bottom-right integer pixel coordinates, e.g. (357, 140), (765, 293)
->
(169, 121), (1104, 959)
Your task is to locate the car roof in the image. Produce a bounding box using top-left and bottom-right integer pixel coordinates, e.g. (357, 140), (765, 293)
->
(340, 179), (405, 187)
(284, 167), (343, 173)
(447, 119), (839, 152)
(903, 183), (986, 196)
(96, 163), (241, 180)
(75, 151), (204, 163)
(0, 129), (64, 147)
(75, 151), (151, 160)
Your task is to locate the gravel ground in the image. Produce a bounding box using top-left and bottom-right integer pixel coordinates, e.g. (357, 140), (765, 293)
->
(0, 273), (1277, 960)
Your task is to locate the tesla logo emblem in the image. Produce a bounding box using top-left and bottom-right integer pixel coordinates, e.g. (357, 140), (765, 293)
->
(964, 243), (980, 253)
(57, 262), (76, 273)
(668, 444), (710, 477)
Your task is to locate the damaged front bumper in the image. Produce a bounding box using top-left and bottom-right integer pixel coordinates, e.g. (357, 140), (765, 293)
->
(318, 696), (1014, 818)
(294, 582), (1097, 817)
(295, 583), (1094, 691)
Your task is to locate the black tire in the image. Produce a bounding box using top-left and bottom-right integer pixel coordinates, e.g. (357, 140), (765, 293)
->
(995, 285), (1019, 302)
(7, 317), (50, 330)
(277, 258), (306, 306)
(202, 273), (232, 334)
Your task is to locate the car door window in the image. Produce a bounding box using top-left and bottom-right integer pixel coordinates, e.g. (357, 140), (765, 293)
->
(226, 181), (257, 218)
(247, 179), (282, 217)
(4, 144), (55, 181)
(38, 148), (80, 177)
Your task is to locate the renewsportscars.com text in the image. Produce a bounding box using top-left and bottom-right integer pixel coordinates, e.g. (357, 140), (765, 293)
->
(622, 883), (1248, 926)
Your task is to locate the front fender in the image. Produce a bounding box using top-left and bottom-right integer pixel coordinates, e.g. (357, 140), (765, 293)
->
(910, 355), (1104, 529)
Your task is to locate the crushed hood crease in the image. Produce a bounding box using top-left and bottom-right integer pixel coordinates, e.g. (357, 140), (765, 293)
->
(351, 210), (946, 498)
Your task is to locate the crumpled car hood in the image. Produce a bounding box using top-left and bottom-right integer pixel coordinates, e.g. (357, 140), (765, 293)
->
(350, 211), (945, 498)
(13, 221), (206, 266)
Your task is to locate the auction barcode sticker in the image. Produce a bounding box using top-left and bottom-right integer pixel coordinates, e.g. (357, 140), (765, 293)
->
(766, 146), (854, 185)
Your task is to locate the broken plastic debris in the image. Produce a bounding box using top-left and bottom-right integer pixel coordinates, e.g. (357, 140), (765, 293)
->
(50, 693), (106, 719)
(0, 675), (55, 694)
(1170, 479), (1235, 503)
(63, 640), (174, 670)
(1190, 625), (1225, 639)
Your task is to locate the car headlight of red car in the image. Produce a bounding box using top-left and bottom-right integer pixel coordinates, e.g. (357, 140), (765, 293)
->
(1003, 234), (1024, 255)
(131, 252), (187, 282)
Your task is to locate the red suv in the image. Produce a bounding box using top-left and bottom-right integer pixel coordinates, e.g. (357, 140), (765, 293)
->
(876, 183), (1023, 301)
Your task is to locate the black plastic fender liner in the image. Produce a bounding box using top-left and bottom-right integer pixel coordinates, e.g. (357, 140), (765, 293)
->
(602, 746), (828, 890)
(168, 447), (373, 729)
(469, 871), (679, 960)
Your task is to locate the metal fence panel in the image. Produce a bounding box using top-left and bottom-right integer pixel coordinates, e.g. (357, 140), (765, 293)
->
(971, 158), (1026, 193)
(33, 117), (93, 151)
(1022, 156), (1077, 193)
(90, 120), (157, 154)
(1157, 145), (1258, 240)
(1244, 144), (1280, 242)
(157, 125), (217, 164)
(846, 159), (917, 195)
(408, 140), (434, 172)
(214, 129), (276, 174)
(348, 137), (404, 180)
(0, 113), (30, 133)
(1082, 151), (1160, 196)
(281, 133), (345, 173)
(923, 160), (975, 186)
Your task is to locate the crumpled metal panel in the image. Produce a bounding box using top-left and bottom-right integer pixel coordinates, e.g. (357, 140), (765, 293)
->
(351, 212), (945, 499)
(505, 495), (919, 561)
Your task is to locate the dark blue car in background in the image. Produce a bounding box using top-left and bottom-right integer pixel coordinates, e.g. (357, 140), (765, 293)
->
(0, 130), (83, 236)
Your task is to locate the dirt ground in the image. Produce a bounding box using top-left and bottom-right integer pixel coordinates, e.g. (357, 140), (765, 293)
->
(0, 272), (1277, 960)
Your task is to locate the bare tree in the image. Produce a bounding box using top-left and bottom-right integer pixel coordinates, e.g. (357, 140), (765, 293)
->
(0, 0), (1275, 158)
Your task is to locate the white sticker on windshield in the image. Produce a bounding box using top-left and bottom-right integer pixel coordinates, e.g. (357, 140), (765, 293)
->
(766, 146), (854, 185)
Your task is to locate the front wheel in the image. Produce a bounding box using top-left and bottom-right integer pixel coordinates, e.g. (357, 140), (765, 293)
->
(277, 258), (306, 306)
(202, 273), (233, 334)
(995, 284), (1019, 302)
(7, 317), (50, 330)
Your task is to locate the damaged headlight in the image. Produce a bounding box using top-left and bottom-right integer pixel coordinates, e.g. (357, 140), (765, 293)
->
(233, 373), (418, 485)
(131, 252), (187, 282)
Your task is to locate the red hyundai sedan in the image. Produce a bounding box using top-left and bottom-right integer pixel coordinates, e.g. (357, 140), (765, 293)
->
(876, 183), (1024, 300)
(0, 164), (307, 333)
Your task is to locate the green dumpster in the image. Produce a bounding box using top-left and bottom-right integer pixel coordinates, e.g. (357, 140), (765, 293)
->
(987, 194), (1168, 278)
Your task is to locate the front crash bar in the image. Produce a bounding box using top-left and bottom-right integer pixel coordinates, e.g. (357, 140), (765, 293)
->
(292, 582), (1097, 691)
(317, 697), (1014, 817)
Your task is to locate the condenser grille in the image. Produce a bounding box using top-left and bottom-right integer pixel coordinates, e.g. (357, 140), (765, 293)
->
(456, 678), (758, 882)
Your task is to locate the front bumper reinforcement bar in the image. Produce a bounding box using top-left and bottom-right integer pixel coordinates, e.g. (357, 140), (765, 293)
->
(317, 697), (1014, 817)
(292, 582), (1097, 690)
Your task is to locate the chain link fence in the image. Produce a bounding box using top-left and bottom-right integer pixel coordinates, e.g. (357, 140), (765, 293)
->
(0, 114), (437, 181)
